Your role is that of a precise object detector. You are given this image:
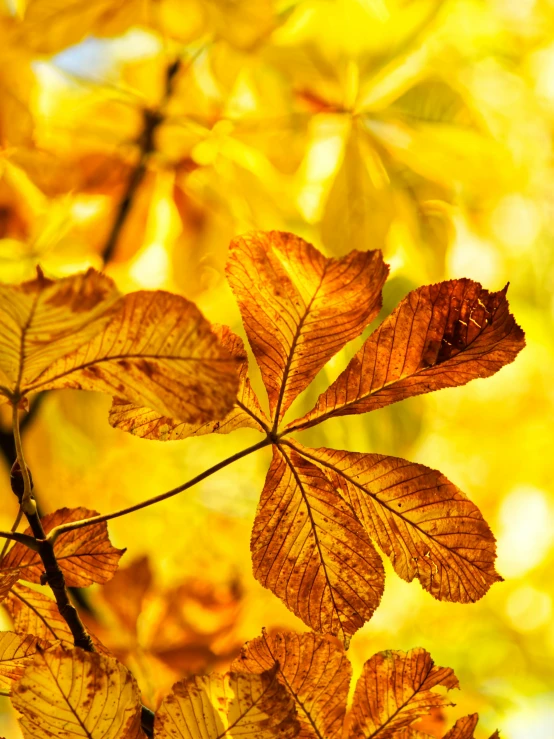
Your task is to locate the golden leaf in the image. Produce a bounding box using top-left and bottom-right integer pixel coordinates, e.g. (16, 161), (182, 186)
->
(11, 644), (143, 738)
(441, 713), (500, 739)
(292, 445), (501, 603)
(154, 664), (299, 739)
(0, 631), (42, 692)
(108, 326), (269, 440)
(2, 507), (125, 588)
(290, 279), (525, 431)
(226, 231), (388, 424)
(252, 447), (384, 645)
(232, 630), (351, 739)
(0, 572), (18, 603)
(349, 648), (459, 739)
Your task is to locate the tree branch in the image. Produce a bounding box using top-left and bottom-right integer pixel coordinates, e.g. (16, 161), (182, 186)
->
(0, 530), (39, 551)
(48, 437), (272, 542)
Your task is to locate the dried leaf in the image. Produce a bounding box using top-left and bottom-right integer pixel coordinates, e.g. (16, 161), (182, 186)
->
(442, 714), (479, 739)
(26, 288), (240, 424)
(232, 630), (351, 739)
(252, 447), (384, 645)
(294, 445), (501, 602)
(0, 572), (18, 603)
(2, 507), (125, 587)
(108, 326), (268, 440)
(11, 644), (143, 738)
(226, 231), (387, 423)
(349, 648), (459, 739)
(154, 664), (299, 739)
(291, 280), (525, 431)
(0, 631), (42, 691)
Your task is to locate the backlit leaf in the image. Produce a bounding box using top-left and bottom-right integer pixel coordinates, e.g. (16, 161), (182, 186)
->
(251, 447), (384, 645)
(442, 714), (479, 739)
(154, 664), (299, 739)
(291, 279), (525, 431)
(232, 630), (351, 739)
(0, 572), (18, 603)
(294, 445), (501, 603)
(349, 648), (459, 739)
(226, 231), (388, 423)
(11, 644), (143, 738)
(2, 507), (125, 588)
(108, 326), (269, 440)
(0, 631), (42, 691)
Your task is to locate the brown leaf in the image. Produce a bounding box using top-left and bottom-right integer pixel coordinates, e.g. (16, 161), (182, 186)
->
(252, 447), (384, 646)
(226, 231), (387, 424)
(442, 714), (479, 738)
(11, 644), (143, 738)
(26, 289), (240, 425)
(108, 325), (269, 440)
(4, 583), (108, 653)
(0, 631), (42, 691)
(232, 630), (351, 739)
(2, 507), (125, 587)
(294, 445), (501, 603)
(155, 664), (300, 739)
(0, 572), (18, 603)
(349, 648), (459, 739)
(290, 280), (525, 431)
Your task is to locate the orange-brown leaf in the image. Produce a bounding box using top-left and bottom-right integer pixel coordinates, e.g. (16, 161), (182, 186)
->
(2, 507), (124, 588)
(108, 326), (268, 440)
(25, 289), (240, 425)
(291, 280), (524, 431)
(349, 648), (459, 739)
(252, 447), (384, 645)
(0, 572), (18, 603)
(0, 631), (42, 691)
(11, 644), (143, 738)
(154, 664), (300, 739)
(232, 630), (351, 739)
(294, 445), (501, 603)
(226, 231), (388, 423)
(442, 714), (479, 738)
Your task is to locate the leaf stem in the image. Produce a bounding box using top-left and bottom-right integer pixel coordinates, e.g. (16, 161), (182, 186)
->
(48, 437), (272, 541)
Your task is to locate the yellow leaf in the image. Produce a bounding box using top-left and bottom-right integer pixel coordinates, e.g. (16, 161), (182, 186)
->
(154, 664), (299, 739)
(292, 444), (501, 603)
(11, 644), (143, 738)
(0, 631), (42, 692)
(108, 325), (269, 440)
(2, 507), (125, 588)
(232, 630), (351, 739)
(0, 572), (18, 603)
(226, 231), (388, 424)
(251, 447), (384, 646)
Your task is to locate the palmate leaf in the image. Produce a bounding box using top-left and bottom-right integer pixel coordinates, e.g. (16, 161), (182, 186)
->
(154, 664), (299, 739)
(0, 268), (239, 425)
(11, 644), (143, 738)
(1, 508), (125, 588)
(111, 230), (525, 644)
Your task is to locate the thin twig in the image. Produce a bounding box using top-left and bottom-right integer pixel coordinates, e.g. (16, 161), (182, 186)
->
(0, 509), (24, 562)
(0, 530), (39, 551)
(48, 437), (272, 542)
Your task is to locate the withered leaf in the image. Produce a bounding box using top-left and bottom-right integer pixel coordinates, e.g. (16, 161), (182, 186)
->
(252, 447), (384, 645)
(0, 572), (19, 603)
(290, 280), (525, 431)
(349, 648), (459, 739)
(232, 630), (351, 739)
(226, 231), (387, 423)
(2, 507), (125, 588)
(154, 664), (300, 739)
(4, 583), (108, 653)
(108, 326), (269, 440)
(0, 631), (42, 692)
(11, 644), (143, 738)
(443, 714), (499, 739)
(294, 445), (501, 603)
(26, 289), (239, 424)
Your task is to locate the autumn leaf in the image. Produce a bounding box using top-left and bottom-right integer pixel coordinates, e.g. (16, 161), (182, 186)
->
(226, 231), (388, 424)
(252, 447), (384, 644)
(0, 268), (240, 424)
(289, 279), (524, 431)
(1, 507), (125, 588)
(232, 630), (351, 739)
(0, 572), (18, 603)
(11, 644), (143, 738)
(154, 664), (299, 739)
(349, 648), (459, 739)
(0, 631), (42, 692)
(443, 713), (499, 739)
(288, 444), (501, 603)
(108, 325), (269, 440)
